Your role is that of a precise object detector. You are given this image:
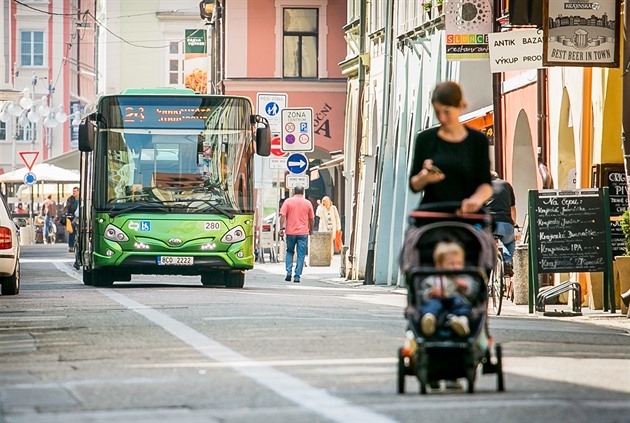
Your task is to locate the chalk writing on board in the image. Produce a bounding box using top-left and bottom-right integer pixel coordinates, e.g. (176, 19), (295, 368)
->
(533, 190), (607, 273)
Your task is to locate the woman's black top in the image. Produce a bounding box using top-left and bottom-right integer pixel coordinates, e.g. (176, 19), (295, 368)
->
(409, 126), (491, 205)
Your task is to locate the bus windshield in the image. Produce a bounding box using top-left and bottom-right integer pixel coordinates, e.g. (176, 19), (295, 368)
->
(100, 95), (254, 215)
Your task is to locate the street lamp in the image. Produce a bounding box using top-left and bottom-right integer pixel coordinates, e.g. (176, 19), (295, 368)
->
(0, 73), (80, 169)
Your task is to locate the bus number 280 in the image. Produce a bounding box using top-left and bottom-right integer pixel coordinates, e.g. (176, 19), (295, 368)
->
(205, 221), (221, 231)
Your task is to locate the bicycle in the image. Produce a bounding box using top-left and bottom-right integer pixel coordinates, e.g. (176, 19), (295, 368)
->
(489, 235), (504, 315)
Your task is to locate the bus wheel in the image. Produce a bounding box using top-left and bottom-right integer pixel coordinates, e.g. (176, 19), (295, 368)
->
(200, 272), (223, 286)
(224, 271), (245, 289)
(92, 269), (113, 287)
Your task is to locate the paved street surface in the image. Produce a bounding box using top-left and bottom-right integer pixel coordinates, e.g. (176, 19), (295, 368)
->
(1, 244), (628, 423)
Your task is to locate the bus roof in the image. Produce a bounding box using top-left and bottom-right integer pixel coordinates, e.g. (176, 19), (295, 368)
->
(119, 88), (198, 96)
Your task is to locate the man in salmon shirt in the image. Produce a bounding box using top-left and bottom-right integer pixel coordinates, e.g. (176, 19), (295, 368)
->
(279, 186), (314, 283)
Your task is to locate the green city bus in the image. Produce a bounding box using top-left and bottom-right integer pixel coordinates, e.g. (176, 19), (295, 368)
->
(76, 88), (270, 288)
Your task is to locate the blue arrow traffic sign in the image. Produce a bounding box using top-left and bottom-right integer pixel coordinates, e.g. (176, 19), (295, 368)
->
(286, 153), (308, 174)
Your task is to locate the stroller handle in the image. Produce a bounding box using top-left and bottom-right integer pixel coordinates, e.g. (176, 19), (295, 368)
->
(409, 201), (492, 228)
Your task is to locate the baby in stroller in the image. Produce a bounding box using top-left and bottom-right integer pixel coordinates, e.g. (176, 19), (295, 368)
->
(415, 241), (478, 338)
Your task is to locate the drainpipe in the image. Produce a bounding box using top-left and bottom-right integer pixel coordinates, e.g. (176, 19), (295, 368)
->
(364, 0), (394, 285)
(580, 68), (593, 188)
(492, 0), (504, 177)
(537, 68), (553, 188)
(623, 1), (630, 206)
(348, 0), (366, 280)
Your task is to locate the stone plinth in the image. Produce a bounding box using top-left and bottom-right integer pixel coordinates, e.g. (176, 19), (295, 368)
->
(308, 232), (332, 267)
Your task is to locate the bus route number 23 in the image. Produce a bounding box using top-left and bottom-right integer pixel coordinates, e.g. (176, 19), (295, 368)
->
(205, 221), (221, 231)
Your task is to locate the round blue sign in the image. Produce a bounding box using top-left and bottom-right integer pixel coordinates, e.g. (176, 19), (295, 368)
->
(286, 153), (308, 174)
(285, 134), (296, 145)
(23, 172), (37, 185)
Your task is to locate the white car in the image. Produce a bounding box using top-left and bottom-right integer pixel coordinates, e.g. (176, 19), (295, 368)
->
(0, 195), (23, 295)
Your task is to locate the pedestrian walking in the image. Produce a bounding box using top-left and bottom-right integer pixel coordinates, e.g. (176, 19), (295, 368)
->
(279, 186), (314, 283)
(40, 195), (57, 244)
(64, 186), (79, 253)
(316, 196), (342, 255)
(408, 81), (493, 214)
(485, 171), (516, 276)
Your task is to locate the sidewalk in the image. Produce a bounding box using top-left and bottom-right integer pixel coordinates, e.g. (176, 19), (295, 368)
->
(255, 253), (630, 332)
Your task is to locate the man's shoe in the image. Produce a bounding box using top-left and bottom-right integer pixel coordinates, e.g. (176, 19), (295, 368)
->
(504, 262), (514, 277)
(449, 316), (470, 337)
(285, 275), (292, 282)
(293, 277), (300, 283)
(420, 313), (436, 336)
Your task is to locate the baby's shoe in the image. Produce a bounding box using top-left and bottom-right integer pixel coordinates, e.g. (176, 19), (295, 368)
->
(449, 315), (470, 337)
(421, 313), (437, 336)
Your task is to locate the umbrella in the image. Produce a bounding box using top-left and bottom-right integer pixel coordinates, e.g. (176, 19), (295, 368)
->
(0, 163), (79, 183)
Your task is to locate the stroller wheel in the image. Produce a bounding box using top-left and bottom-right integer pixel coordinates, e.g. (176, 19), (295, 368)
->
(496, 344), (505, 392)
(397, 348), (406, 394)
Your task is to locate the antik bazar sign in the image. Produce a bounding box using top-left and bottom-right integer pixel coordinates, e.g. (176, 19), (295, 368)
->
(489, 29), (544, 73)
(543, 0), (621, 67)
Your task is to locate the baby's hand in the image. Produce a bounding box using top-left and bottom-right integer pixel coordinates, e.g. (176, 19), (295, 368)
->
(430, 286), (442, 298)
(455, 278), (469, 290)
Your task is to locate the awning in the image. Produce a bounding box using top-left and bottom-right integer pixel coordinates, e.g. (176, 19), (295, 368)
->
(460, 105), (494, 129)
(44, 149), (80, 171)
(461, 105), (494, 144)
(310, 156), (343, 171)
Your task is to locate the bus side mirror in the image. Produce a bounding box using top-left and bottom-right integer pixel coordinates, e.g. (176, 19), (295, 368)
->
(256, 125), (271, 157)
(78, 114), (96, 152)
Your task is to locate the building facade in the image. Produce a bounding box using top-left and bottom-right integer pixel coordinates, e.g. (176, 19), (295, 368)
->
(0, 0), (96, 175)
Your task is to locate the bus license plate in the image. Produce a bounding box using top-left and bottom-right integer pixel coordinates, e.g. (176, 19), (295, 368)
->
(157, 256), (194, 266)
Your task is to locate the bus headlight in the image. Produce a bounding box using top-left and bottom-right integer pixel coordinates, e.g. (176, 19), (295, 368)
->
(104, 224), (129, 242)
(221, 226), (246, 244)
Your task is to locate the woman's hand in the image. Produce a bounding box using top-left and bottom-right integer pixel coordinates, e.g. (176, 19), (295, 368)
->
(410, 159), (445, 192)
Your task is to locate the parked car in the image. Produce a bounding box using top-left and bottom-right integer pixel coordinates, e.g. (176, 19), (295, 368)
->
(0, 195), (24, 295)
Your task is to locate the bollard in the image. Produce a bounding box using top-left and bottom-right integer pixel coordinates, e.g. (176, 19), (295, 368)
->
(513, 244), (529, 305)
(308, 232), (332, 267)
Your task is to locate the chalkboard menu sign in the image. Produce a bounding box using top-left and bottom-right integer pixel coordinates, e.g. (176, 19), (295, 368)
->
(592, 164), (628, 257)
(530, 189), (609, 273)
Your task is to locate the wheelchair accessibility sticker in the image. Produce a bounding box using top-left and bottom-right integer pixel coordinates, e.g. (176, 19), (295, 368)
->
(128, 221), (151, 231)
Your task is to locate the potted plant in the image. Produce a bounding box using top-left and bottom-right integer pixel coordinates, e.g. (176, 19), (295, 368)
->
(614, 209), (630, 315)
(422, 1), (432, 17)
(436, 0), (444, 14)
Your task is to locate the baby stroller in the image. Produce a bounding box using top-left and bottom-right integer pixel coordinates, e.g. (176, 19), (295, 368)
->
(397, 202), (505, 394)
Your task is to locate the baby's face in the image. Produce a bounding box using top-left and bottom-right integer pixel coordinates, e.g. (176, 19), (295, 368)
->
(439, 253), (465, 270)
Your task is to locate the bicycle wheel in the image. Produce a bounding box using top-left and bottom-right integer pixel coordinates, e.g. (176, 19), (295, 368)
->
(490, 255), (504, 315)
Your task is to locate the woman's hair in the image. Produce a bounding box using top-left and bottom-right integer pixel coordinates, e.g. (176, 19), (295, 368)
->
(433, 241), (465, 266)
(431, 81), (465, 108)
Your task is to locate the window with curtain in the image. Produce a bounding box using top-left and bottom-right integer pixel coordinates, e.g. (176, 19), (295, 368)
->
(283, 8), (318, 78)
(20, 31), (44, 67)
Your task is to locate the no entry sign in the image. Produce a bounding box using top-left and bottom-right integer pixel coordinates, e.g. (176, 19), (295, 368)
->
(270, 136), (285, 157)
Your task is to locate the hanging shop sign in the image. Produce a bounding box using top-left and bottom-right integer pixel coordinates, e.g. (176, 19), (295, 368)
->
(543, 0), (621, 68)
(445, 0), (493, 61)
(488, 29), (544, 73)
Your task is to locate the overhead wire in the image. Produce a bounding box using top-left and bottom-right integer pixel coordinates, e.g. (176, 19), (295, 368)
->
(13, 0), (206, 50)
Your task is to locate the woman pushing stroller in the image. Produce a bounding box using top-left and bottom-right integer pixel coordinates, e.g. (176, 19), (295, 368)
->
(395, 81), (505, 394)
